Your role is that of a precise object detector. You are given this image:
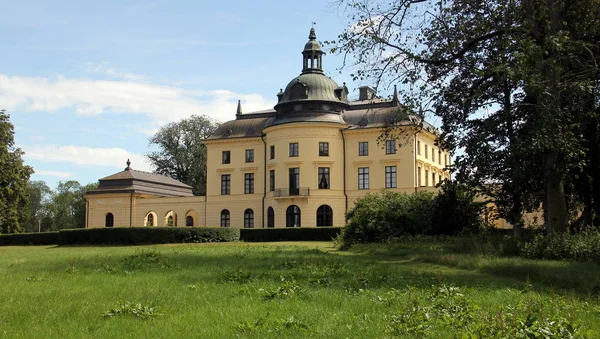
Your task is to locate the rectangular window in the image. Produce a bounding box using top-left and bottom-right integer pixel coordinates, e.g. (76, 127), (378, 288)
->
(385, 166), (397, 188)
(270, 145), (275, 160)
(417, 166), (422, 186)
(319, 142), (329, 156)
(432, 172), (436, 186)
(269, 170), (275, 192)
(432, 148), (435, 162)
(318, 167), (330, 189)
(358, 167), (369, 190)
(245, 149), (254, 163)
(289, 142), (299, 157)
(289, 167), (300, 195)
(386, 140), (396, 154)
(222, 151), (230, 164)
(244, 173), (254, 194)
(425, 145), (428, 159)
(221, 174), (230, 195)
(425, 169), (429, 186)
(359, 142), (368, 156)
(439, 173), (442, 184)
(438, 150), (442, 164)
(417, 141), (421, 155)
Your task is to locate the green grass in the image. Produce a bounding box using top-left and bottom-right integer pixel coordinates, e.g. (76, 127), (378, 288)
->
(0, 241), (598, 338)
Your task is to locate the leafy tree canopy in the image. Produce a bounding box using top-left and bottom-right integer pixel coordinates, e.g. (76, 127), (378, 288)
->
(0, 109), (34, 234)
(146, 114), (219, 196)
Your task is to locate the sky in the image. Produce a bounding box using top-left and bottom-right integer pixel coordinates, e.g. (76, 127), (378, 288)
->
(1, 0), (391, 189)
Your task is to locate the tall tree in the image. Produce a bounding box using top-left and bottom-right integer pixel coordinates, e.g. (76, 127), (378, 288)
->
(22, 180), (52, 233)
(146, 115), (219, 196)
(46, 180), (97, 230)
(329, 0), (600, 234)
(0, 110), (34, 234)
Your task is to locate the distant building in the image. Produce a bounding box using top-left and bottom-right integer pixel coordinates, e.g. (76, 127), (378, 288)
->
(84, 28), (450, 228)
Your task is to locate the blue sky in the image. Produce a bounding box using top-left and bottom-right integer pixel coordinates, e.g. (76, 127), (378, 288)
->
(1, 0), (393, 189)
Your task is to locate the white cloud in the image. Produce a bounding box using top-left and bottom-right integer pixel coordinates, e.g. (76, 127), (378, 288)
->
(34, 170), (73, 178)
(23, 144), (153, 172)
(0, 74), (276, 125)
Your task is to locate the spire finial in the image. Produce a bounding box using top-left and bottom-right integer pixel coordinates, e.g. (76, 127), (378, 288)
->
(392, 84), (399, 103)
(125, 159), (131, 170)
(309, 26), (317, 40)
(236, 100), (242, 117)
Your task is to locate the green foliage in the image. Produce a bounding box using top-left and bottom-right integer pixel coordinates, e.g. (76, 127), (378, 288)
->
(0, 231), (59, 245)
(222, 268), (253, 284)
(329, 0), (600, 234)
(122, 249), (174, 269)
(46, 181), (97, 230)
(104, 301), (161, 320)
(0, 110), (34, 233)
(343, 190), (436, 245)
(520, 231), (600, 263)
(240, 227), (342, 242)
(58, 227), (240, 245)
(22, 180), (52, 233)
(431, 181), (486, 235)
(258, 276), (304, 300)
(147, 114), (220, 196)
(343, 189), (485, 246)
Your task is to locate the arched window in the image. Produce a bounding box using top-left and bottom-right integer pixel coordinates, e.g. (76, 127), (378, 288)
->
(267, 207), (275, 228)
(220, 210), (230, 227)
(186, 216), (194, 227)
(316, 205), (333, 227)
(286, 205), (301, 227)
(244, 209), (254, 228)
(105, 213), (114, 227)
(145, 213), (155, 226)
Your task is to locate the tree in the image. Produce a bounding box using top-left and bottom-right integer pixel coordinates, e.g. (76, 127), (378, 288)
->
(0, 110), (34, 234)
(46, 181), (97, 230)
(329, 0), (600, 234)
(146, 115), (219, 196)
(22, 180), (52, 232)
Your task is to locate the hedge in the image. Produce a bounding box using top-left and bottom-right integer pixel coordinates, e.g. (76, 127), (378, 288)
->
(0, 226), (342, 246)
(240, 227), (343, 242)
(58, 227), (240, 245)
(0, 232), (59, 246)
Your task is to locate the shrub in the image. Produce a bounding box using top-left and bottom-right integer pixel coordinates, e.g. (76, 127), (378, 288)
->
(520, 230), (600, 263)
(430, 181), (486, 235)
(0, 232), (59, 246)
(342, 190), (436, 246)
(58, 227), (239, 245)
(240, 227), (342, 242)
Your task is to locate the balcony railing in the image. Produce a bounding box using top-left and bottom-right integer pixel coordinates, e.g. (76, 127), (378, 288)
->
(273, 187), (310, 197)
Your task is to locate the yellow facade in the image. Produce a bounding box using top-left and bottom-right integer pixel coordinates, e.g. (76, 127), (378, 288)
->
(84, 28), (450, 229)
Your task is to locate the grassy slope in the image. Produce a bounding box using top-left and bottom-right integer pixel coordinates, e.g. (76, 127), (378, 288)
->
(0, 242), (598, 338)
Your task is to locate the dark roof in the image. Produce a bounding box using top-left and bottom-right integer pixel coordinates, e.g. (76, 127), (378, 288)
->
(207, 98), (438, 140)
(87, 168), (194, 197)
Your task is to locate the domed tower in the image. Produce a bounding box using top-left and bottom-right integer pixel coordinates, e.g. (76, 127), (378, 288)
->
(274, 28), (349, 125)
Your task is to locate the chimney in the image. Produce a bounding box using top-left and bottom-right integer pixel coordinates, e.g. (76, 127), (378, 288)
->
(358, 86), (376, 101)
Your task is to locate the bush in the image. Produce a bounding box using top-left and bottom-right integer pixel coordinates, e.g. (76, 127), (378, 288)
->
(520, 230), (600, 263)
(240, 227), (342, 242)
(342, 190), (436, 246)
(58, 227), (240, 245)
(431, 181), (486, 235)
(0, 232), (59, 246)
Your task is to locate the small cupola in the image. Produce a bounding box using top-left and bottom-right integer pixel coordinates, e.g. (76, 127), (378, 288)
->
(302, 28), (324, 74)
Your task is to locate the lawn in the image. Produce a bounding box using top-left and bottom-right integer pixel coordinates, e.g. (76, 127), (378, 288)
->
(0, 241), (598, 338)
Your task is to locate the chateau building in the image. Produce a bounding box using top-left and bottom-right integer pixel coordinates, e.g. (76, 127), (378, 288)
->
(84, 28), (450, 229)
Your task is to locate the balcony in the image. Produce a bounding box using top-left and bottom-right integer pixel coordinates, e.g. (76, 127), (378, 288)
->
(273, 187), (310, 198)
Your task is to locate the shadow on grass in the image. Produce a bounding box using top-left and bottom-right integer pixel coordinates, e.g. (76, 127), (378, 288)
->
(37, 244), (539, 297)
